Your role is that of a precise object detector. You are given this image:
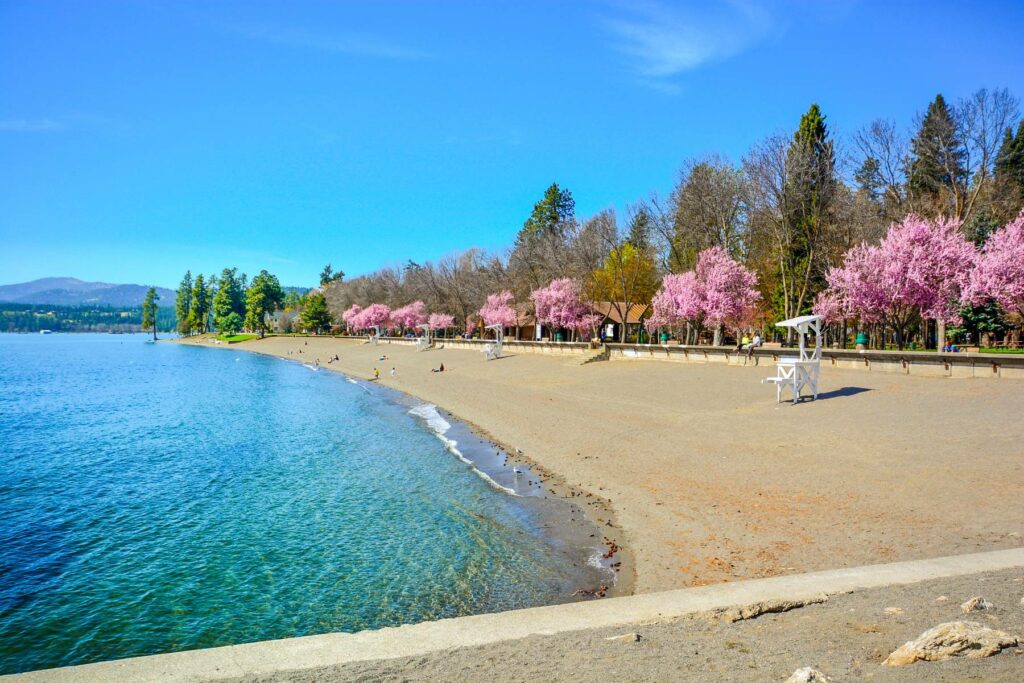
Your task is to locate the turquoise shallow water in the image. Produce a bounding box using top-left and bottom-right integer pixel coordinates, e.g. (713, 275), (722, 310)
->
(0, 334), (602, 675)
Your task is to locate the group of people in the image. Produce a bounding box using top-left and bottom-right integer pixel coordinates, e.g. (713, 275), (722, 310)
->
(736, 332), (763, 359)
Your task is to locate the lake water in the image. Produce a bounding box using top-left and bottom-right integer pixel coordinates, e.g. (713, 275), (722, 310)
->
(0, 334), (608, 674)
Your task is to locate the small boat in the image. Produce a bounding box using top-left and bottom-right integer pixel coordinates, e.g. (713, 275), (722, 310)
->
(39, 330), (52, 335)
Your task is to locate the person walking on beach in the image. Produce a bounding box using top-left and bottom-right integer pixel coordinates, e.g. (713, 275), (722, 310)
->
(373, 367), (380, 381)
(390, 367), (396, 378)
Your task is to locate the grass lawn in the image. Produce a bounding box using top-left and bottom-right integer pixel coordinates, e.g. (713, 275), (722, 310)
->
(218, 333), (258, 343)
(978, 347), (1024, 354)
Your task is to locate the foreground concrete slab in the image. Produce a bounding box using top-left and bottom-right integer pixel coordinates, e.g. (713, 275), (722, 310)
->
(7, 547), (1024, 683)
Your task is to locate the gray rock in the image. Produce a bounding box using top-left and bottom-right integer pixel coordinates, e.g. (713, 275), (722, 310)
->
(785, 667), (832, 682)
(714, 594), (829, 623)
(882, 621), (1019, 666)
(960, 596), (994, 613)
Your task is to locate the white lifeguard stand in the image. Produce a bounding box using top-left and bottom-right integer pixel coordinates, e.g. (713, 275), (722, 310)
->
(368, 325), (381, 345)
(415, 323), (431, 351)
(482, 323), (504, 360)
(762, 314), (822, 404)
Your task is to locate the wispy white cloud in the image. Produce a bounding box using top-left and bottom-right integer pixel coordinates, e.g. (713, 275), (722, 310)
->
(230, 23), (430, 60)
(0, 119), (65, 132)
(602, 0), (774, 89)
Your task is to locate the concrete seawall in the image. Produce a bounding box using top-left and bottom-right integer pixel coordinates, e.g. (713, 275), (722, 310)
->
(8, 547), (1023, 682)
(607, 343), (1024, 379)
(369, 335), (1024, 378)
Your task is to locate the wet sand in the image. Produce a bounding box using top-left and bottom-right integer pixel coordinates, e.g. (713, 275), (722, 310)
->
(175, 335), (1024, 596)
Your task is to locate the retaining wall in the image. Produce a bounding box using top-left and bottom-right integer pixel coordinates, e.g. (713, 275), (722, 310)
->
(607, 343), (1024, 379)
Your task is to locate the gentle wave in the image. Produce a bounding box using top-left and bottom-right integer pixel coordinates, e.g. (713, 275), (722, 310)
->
(409, 404), (520, 497)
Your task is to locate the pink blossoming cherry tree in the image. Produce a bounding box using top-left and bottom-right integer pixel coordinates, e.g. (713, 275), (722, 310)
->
(531, 278), (598, 341)
(815, 215), (976, 349)
(427, 313), (455, 336)
(965, 211), (1024, 317)
(478, 291), (517, 332)
(390, 301), (427, 332)
(647, 247), (759, 345)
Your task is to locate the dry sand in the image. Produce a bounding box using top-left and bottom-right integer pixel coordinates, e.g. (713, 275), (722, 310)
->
(176, 335), (1024, 596)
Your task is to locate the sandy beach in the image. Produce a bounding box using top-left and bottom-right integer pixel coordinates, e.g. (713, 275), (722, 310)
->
(175, 335), (1024, 597)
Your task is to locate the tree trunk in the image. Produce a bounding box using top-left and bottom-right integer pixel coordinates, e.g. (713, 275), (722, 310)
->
(936, 320), (946, 350)
(713, 325), (722, 347)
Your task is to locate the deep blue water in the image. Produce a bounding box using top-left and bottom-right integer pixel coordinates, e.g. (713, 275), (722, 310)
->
(0, 334), (601, 674)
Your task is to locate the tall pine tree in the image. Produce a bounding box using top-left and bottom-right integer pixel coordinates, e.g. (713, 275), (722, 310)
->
(188, 274), (211, 334)
(907, 94), (967, 218)
(175, 270), (193, 335)
(517, 183), (575, 243)
(141, 287), (159, 340)
(244, 270), (284, 337)
(212, 268), (246, 332)
(775, 103), (837, 341)
(993, 121), (1024, 220)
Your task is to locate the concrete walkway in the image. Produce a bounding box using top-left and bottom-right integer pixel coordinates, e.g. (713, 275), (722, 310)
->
(7, 547), (1024, 682)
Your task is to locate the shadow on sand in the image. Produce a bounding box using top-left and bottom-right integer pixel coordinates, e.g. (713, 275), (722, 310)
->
(815, 386), (872, 401)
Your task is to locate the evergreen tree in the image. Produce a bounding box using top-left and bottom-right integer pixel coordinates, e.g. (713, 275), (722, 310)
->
(907, 94), (967, 216)
(206, 273), (218, 334)
(517, 183), (575, 242)
(319, 264), (344, 287)
(175, 270), (193, 335)
(141, 287), (159, 340)
(626, 208), (652, 252)
(993, 121), (1024, 218)
(243, 270), (284, 337)
(219, 312), (243, 335)
(188, 274), (211, 334)
(212, 268), (246, 331)
(775, 103), (837, 338)
(300, 291), (332, 333)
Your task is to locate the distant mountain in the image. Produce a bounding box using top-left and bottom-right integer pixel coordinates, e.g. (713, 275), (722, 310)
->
(0, 278), (176, 307)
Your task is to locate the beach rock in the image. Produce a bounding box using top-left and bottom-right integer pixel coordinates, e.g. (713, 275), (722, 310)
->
(935, 595), (948, 602)
(882, 621), (1019, 666)
(714, 594), (828, 623)
(604, 632), (641, 643)
(960, 596), (993, 613)
(784, 668), (831, 683)
(884, 606), (903, 616)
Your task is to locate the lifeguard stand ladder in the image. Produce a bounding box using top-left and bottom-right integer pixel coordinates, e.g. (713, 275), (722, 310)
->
(762, 315), (822, 404)
(483, 324), (504, 360)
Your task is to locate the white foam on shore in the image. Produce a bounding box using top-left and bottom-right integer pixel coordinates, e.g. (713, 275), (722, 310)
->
(409, 403), (520, 497)
(587, 549), (618, 583)
(302, 363), (319, 372)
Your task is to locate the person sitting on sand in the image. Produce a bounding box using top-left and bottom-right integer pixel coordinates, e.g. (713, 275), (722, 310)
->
(431, 363), (445, 373)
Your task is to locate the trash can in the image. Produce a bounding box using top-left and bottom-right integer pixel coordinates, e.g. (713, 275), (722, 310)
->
(555, 331), (564, 342)
(855, 332), (868, 351)
(660, 332), (669, 343)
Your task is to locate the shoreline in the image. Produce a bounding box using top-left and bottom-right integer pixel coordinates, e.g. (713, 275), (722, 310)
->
(171, 334), (635, 599)
(171, 333), (1023, 598)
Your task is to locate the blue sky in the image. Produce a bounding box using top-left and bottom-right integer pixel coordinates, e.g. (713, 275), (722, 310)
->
(2, 0), (1023, 289)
